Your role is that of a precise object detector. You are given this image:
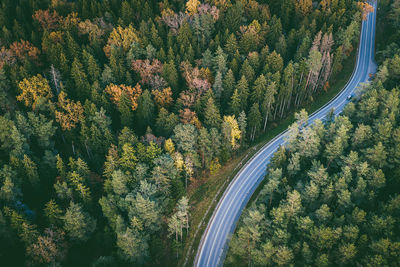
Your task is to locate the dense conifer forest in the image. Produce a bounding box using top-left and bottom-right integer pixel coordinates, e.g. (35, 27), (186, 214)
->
(227, 1), (400, 266)
(0, 0), (380, 266)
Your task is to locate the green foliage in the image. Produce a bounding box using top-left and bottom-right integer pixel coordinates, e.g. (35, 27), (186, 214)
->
(0, 0), (367, 264)
(228, 78), (400, 265)
(63, 202), (96, 242)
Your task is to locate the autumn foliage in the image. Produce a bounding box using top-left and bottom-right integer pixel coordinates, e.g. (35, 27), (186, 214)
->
(78, 20), (106, 45)
(103, 25), (139, 57)
(9, 40), (40, 61)
(131, 59), (165, 88)
(0, 40), (40, 68)
(152, 87), (173, 108)
(17, 74), (53, 110)
(223, 115), (241, 149)
(186, 0), (200, 15)
(161, 9), (189, 34)
(357, 2), (374, 20)
(295, 0), (313, 17)
(55, 91), (84, 131)
(105, 83), (142, 111)
(0, 0), (381, 265)
(180, 62), (211, 92)
(33, 9), (62, 30)
(179, 108), (202, 128)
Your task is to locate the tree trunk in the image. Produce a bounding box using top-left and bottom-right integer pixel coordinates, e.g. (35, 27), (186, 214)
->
(280, 99), (287, 118)
(85, 140), (92, 160)
(294, 93), (299, 108)
(273, 98), (279, 119)
(304, 70), (312, 92)
(263, 109), (269, 131)
(72, 141), (75, 155)
(287, 91), (292, 112)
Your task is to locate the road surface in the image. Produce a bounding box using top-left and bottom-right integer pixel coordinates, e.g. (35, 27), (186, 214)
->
(194, 2), (377, 267)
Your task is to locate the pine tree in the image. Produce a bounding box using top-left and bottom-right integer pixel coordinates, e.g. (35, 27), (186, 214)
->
(119, 92), (134, 128)
(265, 51), (284, 74)
(136, 90), (155, 134)
(173, 123), (198, 155)
(71, 57), (90, 100)
(85, 52), (101, 83)
(230, 89), (241, 116)
(238, 111), (247, 144)
(213, 46), (228, 75)
(63, 202), (96, 242)
(222, 69), (236, 110)
(213, 72), (224, 100)
(204, 97), (222, 129)
(22, 155), (39, 188)
(44, 200), (63, 225)
(236, 75), (249, 112)
(198, 127), (211, 167)
(120, 1), (134, 26)
(251, 74), (267, 105)
(162, 60), (179, 93)
(248, 103), (262, 141)
(155, 108), (179, 137)
(225, 33), (238, 57)
(239, 59), (255, 84)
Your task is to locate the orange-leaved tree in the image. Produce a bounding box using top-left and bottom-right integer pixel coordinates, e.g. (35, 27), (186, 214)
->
(9, 40), (40, 62)
(357, 2), (374, 21)
(152, 87), (173, 108)
(105, 83), (142, 111)
(32, 9), (62, 30)
(55, 91), (84, 131)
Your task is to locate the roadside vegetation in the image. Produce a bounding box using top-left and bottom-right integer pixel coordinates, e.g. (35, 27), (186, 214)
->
(227, 1), (400, 266)
(0, 0), (374, 266)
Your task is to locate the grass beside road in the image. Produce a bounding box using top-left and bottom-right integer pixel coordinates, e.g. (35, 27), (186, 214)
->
(177, 50), (357, 267)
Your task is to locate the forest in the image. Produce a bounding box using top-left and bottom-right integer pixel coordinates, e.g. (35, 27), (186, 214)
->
(227, 0), (400, 265)
(0, 0), (375, 266)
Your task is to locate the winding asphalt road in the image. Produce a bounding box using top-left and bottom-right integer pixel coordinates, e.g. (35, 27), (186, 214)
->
(194, 2), (377, 267)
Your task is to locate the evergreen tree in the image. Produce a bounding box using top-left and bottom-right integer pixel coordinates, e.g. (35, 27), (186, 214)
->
(71, 57), (90, 100)
(236, 75), (249, 112)
(162, 60), (179, 94)
(63, 202), (96, 242)
(248, 103), (262, 141)
(204, 97), (222, 129)
(222, 69), (236, 110)
(136, 90), (155, 134)
(251, 74), (267, 105)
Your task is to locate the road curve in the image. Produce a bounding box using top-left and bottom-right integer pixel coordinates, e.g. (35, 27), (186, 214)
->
(194, 2), (377, 267)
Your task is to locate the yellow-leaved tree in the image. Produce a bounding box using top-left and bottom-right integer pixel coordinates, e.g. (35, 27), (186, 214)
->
(186, 0), (200, 15)
(103, 25), (139, 57)
(223, 115), (241, 150)
(17, 74), (53, 110)
(295, 0), (313, 17)
(164, 138), (175, 155)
